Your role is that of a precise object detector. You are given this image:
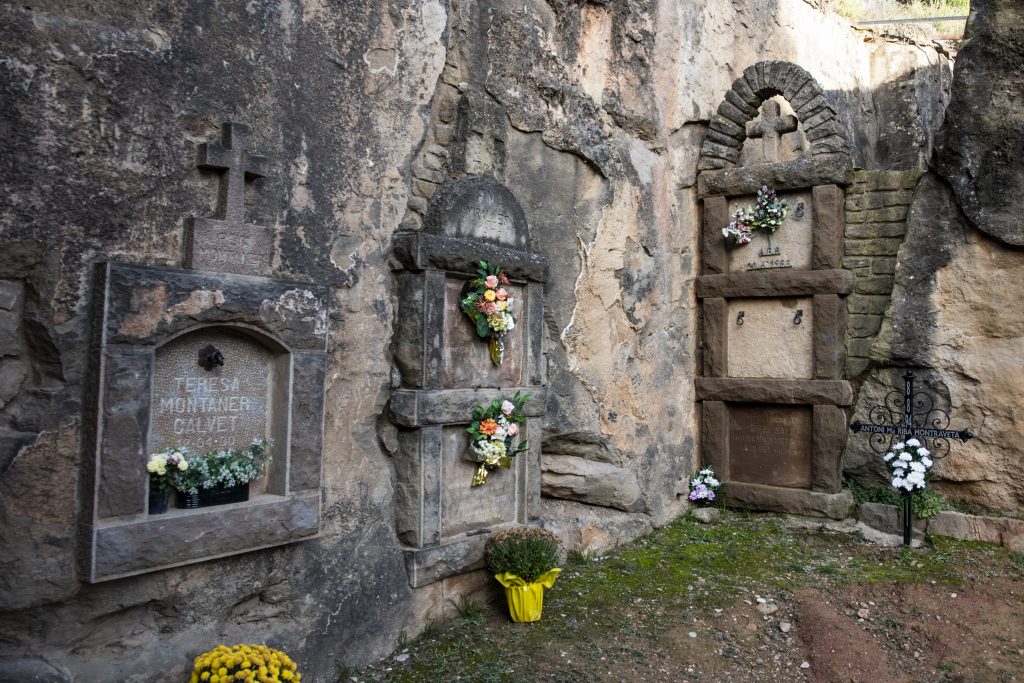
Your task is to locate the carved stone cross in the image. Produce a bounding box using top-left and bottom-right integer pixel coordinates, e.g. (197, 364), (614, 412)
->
(185, 122), (275, 277)
(746, 100), (799, 163)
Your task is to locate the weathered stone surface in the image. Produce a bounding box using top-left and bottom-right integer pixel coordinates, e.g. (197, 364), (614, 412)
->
(811, 404), (846, 494)
(698, 155), (853, 197)
(858, 502), (901, 535)
(422, 176), (531, 249)
(541, 455), (643, 512)
(0, 659), (72, 683)
(726, 482), (855, 520)
(691, 507), (720, 524)
(934, 0), (1024, 246)
(389, 387), (546, 427)
(727, 297), (813, 379)
(541, 499), (652, 556)
(729, 404), (813, 488)
(542, 431), (622, 467)
(926, 510), (1003, 545)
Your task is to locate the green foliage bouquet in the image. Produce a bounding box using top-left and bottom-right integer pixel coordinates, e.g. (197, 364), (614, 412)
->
(168, 439), (273, 494)
(465, 392), (529, 486)
(460, 261), (516, 365)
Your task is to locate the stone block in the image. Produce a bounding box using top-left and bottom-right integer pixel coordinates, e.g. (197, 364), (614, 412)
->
(872, 258), (897, 275)
(854, 275), (895, 295)
(697, 155), (852, 198)
(858, 502), (900, 534)
(696, 269), (854, 299)
(847, 294), (891, 315)
(844, 224), (878, 239)
(848, 314), (883, 338)
(702, 297), (727, 377)
(864, 206), (908, 223)
(812, 404), (846, 493)
(845, 210), (865, 224)
(0, 279), (21, 311)
(726, 482), (855, 519)
(877, 223), (907, 238)
(696, 377), (853, 406)
(846, 357), (870, 377)
(541, 455), (642, 512)
(844, 239), (903, 257)
(926, 510), (1002, 544)
(847, 338), (874, 358)
(882, 190), (914, 206)
(841, 257), (871, 269)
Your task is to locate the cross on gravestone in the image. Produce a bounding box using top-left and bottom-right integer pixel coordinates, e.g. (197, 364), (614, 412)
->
(849, 371), (976, 546)
(184, 122), (275, 277)
(745, 100), (799, 163)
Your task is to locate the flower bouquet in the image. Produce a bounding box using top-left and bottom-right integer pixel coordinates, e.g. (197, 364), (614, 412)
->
(146, 449), (189, 514)
(465, 393), (529, 487)
(722, 185), (789, 245)
(688, 467), (722, 506)
(460, 261), (516, 365)
(487, 528), (562, 623)
(167, 439), (273, 509)
(884, 438), (933, 492)
(188, 644), (300, 683)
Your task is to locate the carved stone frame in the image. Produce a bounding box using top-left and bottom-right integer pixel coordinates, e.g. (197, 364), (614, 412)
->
(82, 263), (328, 582)
(696, 61), (854, 518)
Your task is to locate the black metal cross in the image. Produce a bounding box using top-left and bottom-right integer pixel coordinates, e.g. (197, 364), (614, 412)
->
(848, 371), (975, 546)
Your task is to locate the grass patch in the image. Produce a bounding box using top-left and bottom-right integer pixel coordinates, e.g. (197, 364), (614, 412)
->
(357, 511), (1021, 682)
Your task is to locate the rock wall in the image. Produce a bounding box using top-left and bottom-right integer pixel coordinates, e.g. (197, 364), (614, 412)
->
(0, 0), (954, 678)
(845, 0), (1024, 514)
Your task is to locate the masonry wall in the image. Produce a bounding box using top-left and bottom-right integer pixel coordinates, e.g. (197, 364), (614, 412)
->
(0, 0), (952, 678)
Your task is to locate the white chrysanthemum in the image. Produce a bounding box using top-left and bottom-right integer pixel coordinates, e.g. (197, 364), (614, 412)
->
(884, 452), (895, 461)
(910, 461), (926, 473)
(706, 477), (720, 487)
(906, 438), (921, 447)
(919, 448), (930, 457)
(892, 477), (905, 489)
(899, 452), (913, 462)
(894, 442), (905, 450)
(907, 470), (926, 487)
(922, 456), (933, 468)
(473, 438), (507, 463)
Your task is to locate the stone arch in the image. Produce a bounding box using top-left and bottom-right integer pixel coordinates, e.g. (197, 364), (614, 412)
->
(697, 60), (850, 171)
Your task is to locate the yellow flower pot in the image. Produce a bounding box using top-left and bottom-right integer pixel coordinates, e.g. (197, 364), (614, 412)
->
(494, 569), (561, 622)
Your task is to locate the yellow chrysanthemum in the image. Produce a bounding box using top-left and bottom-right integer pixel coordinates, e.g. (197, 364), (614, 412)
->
(483, 289), (497, 302)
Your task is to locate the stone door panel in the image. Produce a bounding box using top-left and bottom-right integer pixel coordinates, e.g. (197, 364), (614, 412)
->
(728, 403), (813, 488)
(727, 297), (814, 379)
(442, 277), (525, 389)
(726, 189), (814, 273)
(440, 426), (518, 537)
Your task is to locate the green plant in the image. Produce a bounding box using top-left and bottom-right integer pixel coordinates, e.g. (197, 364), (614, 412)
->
(486, 527), (561, 583)
(845, 479), (945, 518)
(450, 595), (487, 626)
(168, 439), (273, 494)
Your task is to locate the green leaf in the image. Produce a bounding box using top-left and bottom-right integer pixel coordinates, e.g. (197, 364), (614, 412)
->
(475, 316), (490, 338)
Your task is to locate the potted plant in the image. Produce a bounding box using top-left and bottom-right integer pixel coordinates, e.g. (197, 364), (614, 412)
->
(168, 439), (273, 509)
(188, 644), (300, 683)
(146, 449), (189, 514)
(486, 527), (562, 623)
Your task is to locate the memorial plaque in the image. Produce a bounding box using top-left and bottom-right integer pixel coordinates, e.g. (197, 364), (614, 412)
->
(423, 176), (530, 250)
(727, 297), (814, 379)
(440, 426), (517, 536)
(442, 277), (524, 389)
(729, 404), (813, 488)
(150, 329), (277, 453)
(727, 190), (813, 273)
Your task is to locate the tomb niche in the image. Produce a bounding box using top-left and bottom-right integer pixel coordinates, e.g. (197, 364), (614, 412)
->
(82, 123), (328, 582)
(696, 61), (855, 518)
(390, 176), (548, 587)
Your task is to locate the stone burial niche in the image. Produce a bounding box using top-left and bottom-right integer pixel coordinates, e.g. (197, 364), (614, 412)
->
(82, 123), (329, 583)
(389, 176), (548, 587)
(696, 61), (855, 518)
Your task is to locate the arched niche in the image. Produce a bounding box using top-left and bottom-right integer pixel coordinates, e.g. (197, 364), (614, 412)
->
(698, 60), (850, 172)
(150, 324), (291, 495)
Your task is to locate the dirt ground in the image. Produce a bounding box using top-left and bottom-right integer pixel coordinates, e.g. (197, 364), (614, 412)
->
(354, 513), (1024, 683)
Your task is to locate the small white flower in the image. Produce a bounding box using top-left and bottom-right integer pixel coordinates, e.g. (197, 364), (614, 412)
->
(894, 442), (906, 450)
(884, 452), (895, 461)
(706, 477), (720, 487)
(910, 461), (926, 473)
(892, 477), (905, 488)
(906, 438), (921, 447)
(919, 448), (930, 457)
(899, 453), (913, 462)
(922, 456), (933, 468)
(907, 471), (926, 486)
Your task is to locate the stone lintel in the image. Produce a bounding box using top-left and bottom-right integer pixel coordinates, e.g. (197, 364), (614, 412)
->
(697, 155), (853, 198)
(812, 404), (846, 493)
(389, 387), (547, 427)
(99, 262), (329, 351)
(90, 491), (320, 582)
(392, 232), (549, 283)
(813, 293), (845, 380)
(725, 482), (855, 519)
(696, 269), (854, 298)
(811, 185), (845, 269)
(695, 378), (853, 405)
(702, 297), (727, 377)
(702, 197), (729, 275)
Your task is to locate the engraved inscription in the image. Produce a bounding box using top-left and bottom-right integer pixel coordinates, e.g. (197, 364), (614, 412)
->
(727, 190), (813, 273)
(729, 404), (813, 488)
(151, 330), (275, 453)
(456, 190), (516, 243)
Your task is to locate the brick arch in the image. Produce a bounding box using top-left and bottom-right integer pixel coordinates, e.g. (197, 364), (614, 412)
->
(697, 60), (850, 171)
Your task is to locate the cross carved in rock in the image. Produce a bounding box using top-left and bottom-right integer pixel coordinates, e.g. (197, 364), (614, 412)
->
(186, 122), (275, 277)
(745, 100), (799, 163)
(198, 122), (270, 224)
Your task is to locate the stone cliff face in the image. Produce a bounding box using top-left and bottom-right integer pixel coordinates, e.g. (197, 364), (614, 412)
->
(0, 0), (955, 677)
(847, 0), (1024, 513)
